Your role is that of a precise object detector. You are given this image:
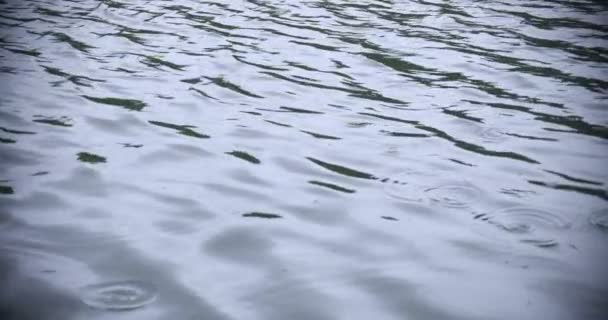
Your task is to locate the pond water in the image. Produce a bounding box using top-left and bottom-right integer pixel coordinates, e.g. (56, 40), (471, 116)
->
(1, 0), (607, 319)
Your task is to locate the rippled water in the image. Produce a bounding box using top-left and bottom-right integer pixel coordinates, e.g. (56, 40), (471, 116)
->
(1, 0), (608, 319)
(80, 280), (158, 310)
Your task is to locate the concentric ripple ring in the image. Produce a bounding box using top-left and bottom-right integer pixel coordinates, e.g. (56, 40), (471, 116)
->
(79, 280), (158, 311)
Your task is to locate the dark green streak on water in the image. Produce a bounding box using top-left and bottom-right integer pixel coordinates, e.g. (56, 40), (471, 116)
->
(306, 157), (376, 180)
(290, 40), (342, 52)
(528, 180), (608, 201)
(77, 152), (106, 164)
(280, 106), (323, 114)
(381, 216), (399, 221)
(382, 131), (429, 138)
(416, 124), (539, 164)
(0, 185), (14, 194)
(43, 66), (69, 77)
(264, 120), (292, 127)
(49, 32), (95, 53)
(142, 56), (187, 70)
(260, 71), (405, 105)
(43, 66), (105, 87)
(33, 118), (72, 127)
(205, 76), (263, 98)
(363, 52), (429, 76)
(360, 112), (538, 164)
(358, 112), (418, 125)
(181, 77), (202, 84)
(544, 170), (603, 186)
(189, 87), (217, 100)
(226, 151), (260, 164)
(468, 101), (608, 140)
(0, 127), (36, 135)
(149, 121), (210, 139)
(442, 109), (484, 123)
(505, 133), (557, 142)
(7, 48), (41, 56)
(233, 55), (287, 71)
(301, 130), (341, 140)
(242, 212), (282, 219)
(82, 96), (147, 111)
(309, 180), (355, 193)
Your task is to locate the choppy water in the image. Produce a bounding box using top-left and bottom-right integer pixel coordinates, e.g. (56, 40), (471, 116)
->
(1, 0), (608, 319)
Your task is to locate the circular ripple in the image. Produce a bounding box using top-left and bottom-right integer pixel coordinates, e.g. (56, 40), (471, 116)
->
(80, 280), (157, 311)
(481, 207), (569, 247)
(383, 170), (435, 204)
(424, 183), (481, 209)
(589, 208), (608, 230)
(478, 127), (507, 143)
(486, 207), (569, 232)
(384, 170), (481, 210)
(385, 181), (427, 203)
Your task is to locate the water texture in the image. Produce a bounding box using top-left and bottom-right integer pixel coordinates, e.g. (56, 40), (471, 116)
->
(79, 280), (158, 311)
(1, 0), (607, 319)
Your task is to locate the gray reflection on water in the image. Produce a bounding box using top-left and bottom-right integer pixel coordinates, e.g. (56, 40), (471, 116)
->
(1, 0), (608, 319)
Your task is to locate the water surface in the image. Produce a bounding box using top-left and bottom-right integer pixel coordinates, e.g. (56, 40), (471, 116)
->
(1, 0), (608, 319)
